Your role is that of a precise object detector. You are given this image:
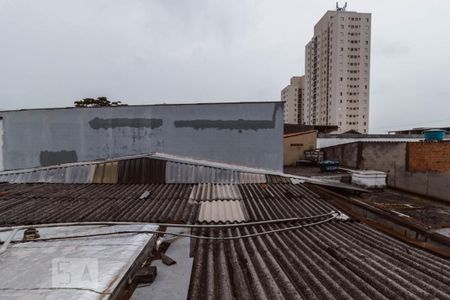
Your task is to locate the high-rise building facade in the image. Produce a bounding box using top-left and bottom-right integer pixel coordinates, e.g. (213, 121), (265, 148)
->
(281, 76), (305, 124)
(304, 6), (371, 133)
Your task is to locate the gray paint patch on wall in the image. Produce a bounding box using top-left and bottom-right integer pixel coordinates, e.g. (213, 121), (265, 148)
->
(89, 118), (163, 130)
(40, 150), (78, 166)
(174, 103), (282, 131)
(174, 119), (274, 131)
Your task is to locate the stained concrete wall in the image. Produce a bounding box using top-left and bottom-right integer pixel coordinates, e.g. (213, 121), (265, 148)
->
(322, 141), (450, 202)
(322, 142), (360, 168)
(0, 102), (284, 171)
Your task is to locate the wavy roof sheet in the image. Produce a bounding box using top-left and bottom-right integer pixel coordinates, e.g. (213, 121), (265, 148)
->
(189, 183), (242, 202)
(239, 183), (336, 221)
(0, 183), (198, 225)
(198, 201), (248, 223)
(166, 161), (240, 184)
(188, 222), (450, 299)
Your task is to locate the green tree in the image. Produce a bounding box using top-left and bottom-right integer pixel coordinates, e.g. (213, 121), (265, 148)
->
(74, 96), (126, 107)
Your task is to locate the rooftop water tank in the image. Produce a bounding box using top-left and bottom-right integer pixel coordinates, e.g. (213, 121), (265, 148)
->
(423, 129), (446, 141)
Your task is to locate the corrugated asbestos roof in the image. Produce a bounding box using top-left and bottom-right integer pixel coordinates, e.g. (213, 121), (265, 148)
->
(0, 164), (95, 184)
(189, 183), (242, 202)
(198, 201), (248, 223)
(239, 173), (266, 184)
(0, 183), (339, 225)
(188, 222), (450, 299)
(0, 183), (198, 225)
(166, 161), (240, 184)
(2, 179), (450, 298)
(239, 183), (336, 221)
(118, 157), (166, 184)
(92, 162), (117, 183)
(0, 156), (289, 184)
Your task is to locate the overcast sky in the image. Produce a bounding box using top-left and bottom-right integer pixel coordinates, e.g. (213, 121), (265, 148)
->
(1, 0), (449, 133)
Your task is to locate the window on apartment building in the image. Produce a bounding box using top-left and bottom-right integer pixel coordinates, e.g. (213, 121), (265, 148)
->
(340, 77), (343, 81)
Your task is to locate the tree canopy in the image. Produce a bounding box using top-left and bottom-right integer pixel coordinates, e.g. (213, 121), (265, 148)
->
(74, 96), (127, 107)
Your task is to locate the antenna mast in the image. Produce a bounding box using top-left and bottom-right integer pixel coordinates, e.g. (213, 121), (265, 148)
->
(336, 2), (347, 11)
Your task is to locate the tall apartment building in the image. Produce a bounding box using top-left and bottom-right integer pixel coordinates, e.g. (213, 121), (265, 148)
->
(304, 5), (371, 133)
(281, 76), (305, 124)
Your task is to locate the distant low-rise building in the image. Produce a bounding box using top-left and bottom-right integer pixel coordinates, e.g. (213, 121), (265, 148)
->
(281, 76), (305, 124)
(283, 130), (317, 166)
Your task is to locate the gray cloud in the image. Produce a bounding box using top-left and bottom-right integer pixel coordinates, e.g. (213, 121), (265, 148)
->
(0, 0), (449, 133)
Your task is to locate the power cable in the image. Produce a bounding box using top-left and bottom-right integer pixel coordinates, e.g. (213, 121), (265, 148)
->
(5, 214), (338, 242)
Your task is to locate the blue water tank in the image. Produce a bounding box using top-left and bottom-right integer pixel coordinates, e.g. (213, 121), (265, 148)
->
(423, 129), (446, 141)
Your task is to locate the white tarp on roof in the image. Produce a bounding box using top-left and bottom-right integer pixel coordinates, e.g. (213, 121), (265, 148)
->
(0, 224), (156, 299)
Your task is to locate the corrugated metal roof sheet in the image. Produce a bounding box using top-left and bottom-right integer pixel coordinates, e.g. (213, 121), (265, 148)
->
(197, 201), (248, 223)
(0, 165), (95, 184)
(92, 162), (118, 183)
(166, 162), (240, 184)
(239, 173), (266, 184)
(188, 222), (450, 299)
(266, 174), (292, 183)
(0, 183), (198, 225)
(239, 183), (336, 221)
(117, 157), (166, 184)
(189, 183), (242, 202)
(63, 164), (95, 183)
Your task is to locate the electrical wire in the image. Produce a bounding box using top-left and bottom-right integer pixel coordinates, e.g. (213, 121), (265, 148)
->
(0, 211), (338, 233)
(7, 213), (338, 242)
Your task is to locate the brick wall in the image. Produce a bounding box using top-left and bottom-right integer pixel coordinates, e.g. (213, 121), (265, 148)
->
(408, 141), (450, 172)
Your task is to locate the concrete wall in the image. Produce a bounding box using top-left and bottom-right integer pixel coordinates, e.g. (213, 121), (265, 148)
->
(0, 102), (284, 171)
(322, 141), (450, 202)
(283, 131), (317, 166)
(321, 142), (360, 168)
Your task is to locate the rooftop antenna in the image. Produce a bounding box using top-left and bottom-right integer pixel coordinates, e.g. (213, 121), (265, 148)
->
(336, 2), (347, 11)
